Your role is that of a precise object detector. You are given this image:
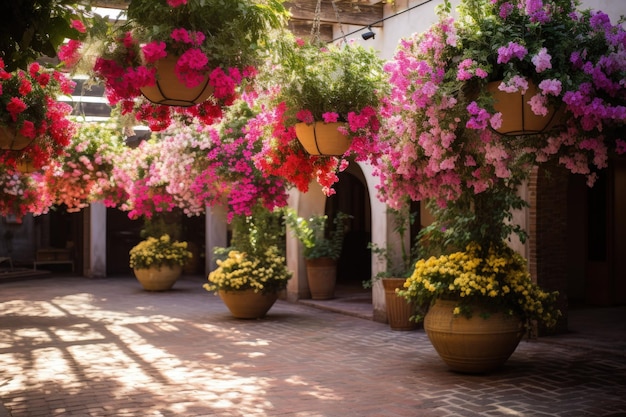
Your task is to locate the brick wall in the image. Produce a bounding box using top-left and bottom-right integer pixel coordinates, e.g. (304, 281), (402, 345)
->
(528, 164), (570, 334)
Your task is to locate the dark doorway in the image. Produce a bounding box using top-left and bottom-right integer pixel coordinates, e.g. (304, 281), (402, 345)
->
(325, 169), (371, 286)
(567, 158), (626, 306)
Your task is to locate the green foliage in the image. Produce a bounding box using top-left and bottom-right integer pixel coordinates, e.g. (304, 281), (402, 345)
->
(365, 208), (418, 288)
(418, 178), (528, 259)
(125, 0), (289, 70)
(229, 205), (287, 259)
(0, 0), (98, 71)
(284, 210), (350, 260)
(266, 37), (388, 124)
(140, 212), (183, 241)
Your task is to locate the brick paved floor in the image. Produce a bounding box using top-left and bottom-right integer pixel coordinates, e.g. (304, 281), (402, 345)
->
(0, 275), (625, 417)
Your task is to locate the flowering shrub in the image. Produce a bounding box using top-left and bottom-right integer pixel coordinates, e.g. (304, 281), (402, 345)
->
(92, 0), (288, 130)
(375, 0), (626, 209)
(111, 96), (289, 220)
(0, 168), (40, 219)
(204, 246), (291, 294)
(41, 123), (125, 212)
(205, 205), (291, 294)
(0, 59), (76, 169)
(399, 243), (561, 329)
(129, 234), (192, 270)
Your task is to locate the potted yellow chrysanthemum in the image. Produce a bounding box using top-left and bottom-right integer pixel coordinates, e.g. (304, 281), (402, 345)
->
(204, 206), (292, 319)
(129, 234), (192, 291)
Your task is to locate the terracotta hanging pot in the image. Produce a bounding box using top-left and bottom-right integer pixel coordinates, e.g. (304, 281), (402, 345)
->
(218, 289), (279, 319)
(424, 298), (524, 373)
(0, 125), (33, 150)
(295, 121), (351, 156)
(16, 158), (37, 174)
(139, 55), (214, 107)
(487, 80), (565, 136)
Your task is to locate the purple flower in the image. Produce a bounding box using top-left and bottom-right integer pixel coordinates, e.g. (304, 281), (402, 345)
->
(497, 42), (528, 64)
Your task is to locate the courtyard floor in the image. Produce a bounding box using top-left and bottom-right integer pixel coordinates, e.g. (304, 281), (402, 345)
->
(0, 274), (625, 417)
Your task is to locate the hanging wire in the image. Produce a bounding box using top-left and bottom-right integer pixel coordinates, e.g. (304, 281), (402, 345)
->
(330, 0), (348, 45)
(310, 0), (323, 44)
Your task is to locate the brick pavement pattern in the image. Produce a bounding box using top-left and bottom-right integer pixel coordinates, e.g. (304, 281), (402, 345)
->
(0, 276), (625, 417)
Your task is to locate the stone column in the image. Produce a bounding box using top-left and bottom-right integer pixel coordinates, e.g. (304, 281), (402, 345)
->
(205, 205), (227, 276)
(88, 202), (107, 278)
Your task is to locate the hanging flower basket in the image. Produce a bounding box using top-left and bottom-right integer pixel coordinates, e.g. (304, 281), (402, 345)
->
(139, 56), (214, 107)
(294, 121), (351, 156)
(0, 126), (33, 150)
(16, 158), (36, 174)
(487, 80), (565, 136)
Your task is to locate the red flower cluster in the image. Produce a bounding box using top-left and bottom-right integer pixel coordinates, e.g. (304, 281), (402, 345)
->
(0, 59), (76, 170)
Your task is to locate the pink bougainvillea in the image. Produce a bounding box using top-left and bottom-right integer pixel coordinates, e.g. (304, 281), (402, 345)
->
(374, 0), (626, 209)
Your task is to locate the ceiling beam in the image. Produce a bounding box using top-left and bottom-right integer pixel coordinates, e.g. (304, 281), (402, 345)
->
(285, 1), (383, 27)
(93, 1), (383, 28)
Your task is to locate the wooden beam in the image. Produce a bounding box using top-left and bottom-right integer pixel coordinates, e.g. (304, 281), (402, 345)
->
(288, 21), (334, 42)
(92, 0), (383, 31)
(285, 1), (383, 27)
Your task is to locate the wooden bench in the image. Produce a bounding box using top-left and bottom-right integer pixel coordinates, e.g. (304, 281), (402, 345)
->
(0, 257), (13, 270)
(33, 249), (74, 272)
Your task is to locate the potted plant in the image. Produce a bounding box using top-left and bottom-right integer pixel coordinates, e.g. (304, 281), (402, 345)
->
(372, 0), (626, 373)
(284, 209), (350, 300)
(92, 0), (288, 130)
(204, 206), (292, 319)
(129, 234), (192, 291)
(0, 59), (76, 169)
(366, 208), (419, 331)
(396, 179), (559, 373)
(268, 37), (387, 157)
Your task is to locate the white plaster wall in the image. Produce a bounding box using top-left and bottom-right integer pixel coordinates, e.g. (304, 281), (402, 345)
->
(285, 182), (327, 301)
(206, 204), (228, 275)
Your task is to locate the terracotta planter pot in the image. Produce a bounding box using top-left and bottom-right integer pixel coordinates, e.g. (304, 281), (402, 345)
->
(218, 289), (279, 319)
(487, 80), (565, 136)
(133, 265), (182, 291)
(294, 122), (351, 156)
(424, 298), (523, 373)
(382, 277), (418, 331)
(0, 125), (33, 150)
(305, 257), (337, 300)
(16, 158), (36, 174)
(139, 55), (214, 107)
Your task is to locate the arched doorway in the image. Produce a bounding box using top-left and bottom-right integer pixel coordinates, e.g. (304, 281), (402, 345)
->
(325, 165), (372, 288)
